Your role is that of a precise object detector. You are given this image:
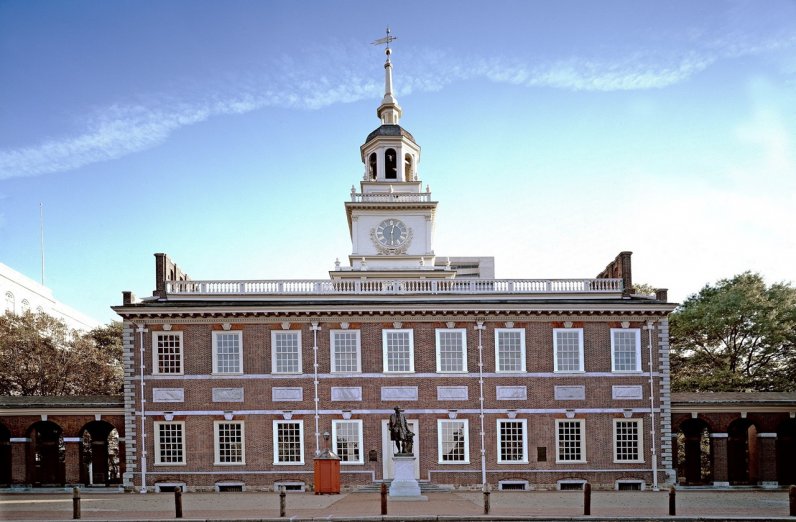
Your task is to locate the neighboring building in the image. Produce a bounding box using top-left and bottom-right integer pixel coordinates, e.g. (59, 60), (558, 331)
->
(1, 263), (100, 331)
(671, 392), (796, 488)
(0, 396), (125, 488)
(112, 44), (677, 492)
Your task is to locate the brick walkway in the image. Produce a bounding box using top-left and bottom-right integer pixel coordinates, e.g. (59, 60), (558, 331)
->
(0, 489), (793, 521)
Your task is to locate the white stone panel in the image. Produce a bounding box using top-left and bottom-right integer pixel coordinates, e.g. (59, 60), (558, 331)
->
(212, 388), (244, 403)
(554, 385), (585, 400)
(437, 386), (468, 401)
(612, 385), (644, 400)
(381, 386), (419, 401)
(152, 388), (184, 403)
(496, 386), (527, 400)
(331, 387), (362, 401)
(272, 387), (303, 402)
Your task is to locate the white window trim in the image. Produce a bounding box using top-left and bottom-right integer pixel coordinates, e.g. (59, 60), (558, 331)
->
(152, 331), (184, 376)
(552, 328), (584, 373)
(331, 419), (364, 465)
(382, 329), (415, 373)
(271, 330), (302, 374)
(213, 420), (246, 466)
(330, 329), (362, 373)
(613, 418), (644, 463)
(212, 330), (243, 375)
(555, 419), (586, 464)
(437, 419), (470, 464)
(154, 421), (186, 466)
(435, 328), (468, 373)
(495, 328), (526, 373)
(610, 328), (642, 373)
(272, 419), (305, 465)
(496, 418), (528, 464)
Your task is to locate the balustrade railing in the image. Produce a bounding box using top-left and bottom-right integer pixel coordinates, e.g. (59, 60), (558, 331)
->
(165, 278), (623, 296)
(350, 192), (432, 203)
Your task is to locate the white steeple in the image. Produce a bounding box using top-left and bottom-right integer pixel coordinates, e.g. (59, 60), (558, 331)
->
(374, 28), (402, 125)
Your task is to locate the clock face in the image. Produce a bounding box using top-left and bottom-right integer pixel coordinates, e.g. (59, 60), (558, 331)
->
(376, 219), (409, 247)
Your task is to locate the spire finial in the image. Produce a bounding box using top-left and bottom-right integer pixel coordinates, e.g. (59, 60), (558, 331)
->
(371, 27), (402, 125)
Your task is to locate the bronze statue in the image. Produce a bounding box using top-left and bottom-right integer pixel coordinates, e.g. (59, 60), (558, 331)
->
(388, 406), (414, 455)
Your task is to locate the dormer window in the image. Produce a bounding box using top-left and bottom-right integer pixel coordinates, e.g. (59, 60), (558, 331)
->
(385, 148), (397, 179)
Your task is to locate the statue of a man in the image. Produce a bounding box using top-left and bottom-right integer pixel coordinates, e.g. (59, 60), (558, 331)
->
(388, 406), (414, 455)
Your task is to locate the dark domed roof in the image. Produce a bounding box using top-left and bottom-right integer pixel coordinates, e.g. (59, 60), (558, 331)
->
(364, 124), (416, 145)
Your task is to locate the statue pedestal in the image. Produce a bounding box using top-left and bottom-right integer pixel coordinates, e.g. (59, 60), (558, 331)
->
(389, 455), (422, 498)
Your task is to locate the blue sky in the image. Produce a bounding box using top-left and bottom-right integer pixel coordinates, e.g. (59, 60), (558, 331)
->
(1, 0), (795, 324)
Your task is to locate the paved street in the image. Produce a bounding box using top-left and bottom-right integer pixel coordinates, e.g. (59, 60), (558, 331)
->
(0, 489), (794, 521)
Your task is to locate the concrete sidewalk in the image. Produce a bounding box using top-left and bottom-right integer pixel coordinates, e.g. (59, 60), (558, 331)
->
(0, 489), (794, 521)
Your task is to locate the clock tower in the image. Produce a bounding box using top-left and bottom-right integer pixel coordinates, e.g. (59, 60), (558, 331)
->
(333, 32), (452, 280)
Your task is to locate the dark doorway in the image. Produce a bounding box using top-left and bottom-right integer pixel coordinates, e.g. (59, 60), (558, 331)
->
(80, 421), (121, 486)
(28, 421), (65, 486)
(0, 423), (11, 486)
(727, 419), (758, 485)
(777, 419), (796, 485)
(676, 419), (712, 485)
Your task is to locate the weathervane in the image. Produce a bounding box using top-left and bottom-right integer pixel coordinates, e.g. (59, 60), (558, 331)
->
(372, 27), (397, 57)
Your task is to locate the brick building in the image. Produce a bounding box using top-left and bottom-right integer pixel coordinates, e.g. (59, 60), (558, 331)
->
(0, 396), (124, 488)
(112, 43), (677, 493)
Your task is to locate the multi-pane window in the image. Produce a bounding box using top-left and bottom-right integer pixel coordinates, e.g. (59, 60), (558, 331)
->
(497, 419), (528, 463)
(437, 419), (469, 463)
(331, 330), (361, 373)
(213, 331), (242, 374)
(553, 329), (584, 372)
(614, 419), (643, 463)
(556, 419), (585, 463)
(153, 332), (183, 375)
(611, 329), (641, 372)
(495, 328), (525, 372)
(155, 422), (185, 465)
(435, 329), (467, 373)
(272, 331), (301, 374)
(332, 420), (363, 464)
(273, 420), (304, 464)
(214, 421), (245, 465)
(4, 291), (14, 313)
(383, 329), (414, 373)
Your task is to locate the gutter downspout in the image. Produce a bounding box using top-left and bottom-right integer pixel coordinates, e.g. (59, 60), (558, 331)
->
(311, 322), (321, 455)
(646, 320), (659, 491)
(137, 323), (148, 494)
(475, 321), (487, 487)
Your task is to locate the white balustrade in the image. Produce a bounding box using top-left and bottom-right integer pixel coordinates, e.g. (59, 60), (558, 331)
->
(350, 192), (432, 203)
(165, 278), (623, 296)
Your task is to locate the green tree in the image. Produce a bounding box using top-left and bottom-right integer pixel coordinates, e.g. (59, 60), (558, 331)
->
(0, 312), (123, 396)
(670, 272), (796, 392)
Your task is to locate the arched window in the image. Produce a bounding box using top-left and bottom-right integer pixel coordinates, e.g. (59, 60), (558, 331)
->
(4, 292), (13, 313)
(385, 149), (397, 179)
(404, 154), (413, 181)
(368, 153), (377, 180)
(21, 299), (30, 313)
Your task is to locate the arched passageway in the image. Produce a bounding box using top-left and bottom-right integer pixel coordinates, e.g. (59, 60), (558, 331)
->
(27, 421), (65, 486)
(727, 418), (758, 485)
(0, 423), (11, 486)
(80, 421), (121, 486)
(777, 419), (796, 485)
(676, 418), (712, 485)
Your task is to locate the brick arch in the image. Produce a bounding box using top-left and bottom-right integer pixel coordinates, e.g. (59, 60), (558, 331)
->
(675, 417), (712, 485)
(776, 418), (796, 485)
(79, 420), (122, 486)
(727, 418), (759, 485)
(0, 422), (10, 486)
(27, 420), (65, 486)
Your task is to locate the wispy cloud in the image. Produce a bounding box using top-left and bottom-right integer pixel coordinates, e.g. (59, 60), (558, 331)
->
(1, 27), (794, 181)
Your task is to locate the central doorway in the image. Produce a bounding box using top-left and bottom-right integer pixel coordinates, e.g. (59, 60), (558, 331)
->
(381, 419), (419, 480)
